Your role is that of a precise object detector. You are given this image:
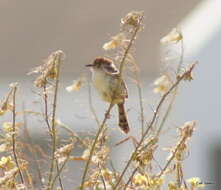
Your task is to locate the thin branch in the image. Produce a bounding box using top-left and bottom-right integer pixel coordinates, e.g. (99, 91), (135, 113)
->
(51, 142), (73, 189)
(98, 164), (107, 190)
(43, 82), (52, 134)
(12, 85), (24, 184)
(79, 14), (144, 190)
(136, 75), (145, 136)
(128, 53), (145, 136)
(122, 167), (138, 190)
(112, 64), (196, 189)
(47, 54), (64, 190)
(158, 137), (186, 177)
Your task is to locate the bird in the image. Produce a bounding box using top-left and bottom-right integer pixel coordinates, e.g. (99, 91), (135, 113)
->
(86, 57), (130, 133)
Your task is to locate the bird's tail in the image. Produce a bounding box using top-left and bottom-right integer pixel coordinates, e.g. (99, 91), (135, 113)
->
(117, 103), (130, 134)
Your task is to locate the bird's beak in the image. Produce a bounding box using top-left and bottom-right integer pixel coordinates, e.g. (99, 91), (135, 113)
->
(85, 64), (93, 67)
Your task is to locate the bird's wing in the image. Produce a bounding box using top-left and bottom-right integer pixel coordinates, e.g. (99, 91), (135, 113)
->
(102, 62), (119, 74)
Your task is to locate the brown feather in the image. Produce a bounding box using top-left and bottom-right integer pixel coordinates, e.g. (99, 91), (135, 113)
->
(117, 103), (130, 133)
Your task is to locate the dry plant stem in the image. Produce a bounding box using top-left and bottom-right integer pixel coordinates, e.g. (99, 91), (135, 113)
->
(22, 104), (43, 187)
(51, 148), (73, 189)
(59, 124), (86, 146)
(156, 39), (184, 136)
(56, 161), (64, 190)
(136, 74), (145, 136)
(80, 104), (113, 190)
(119, 15), (143, 76)
(23, 167), (34, 190)
(158, 137), (187, 177)
(43, 81), (63, 189)
(113, 64), (196, 190)
(98, 164), (107, 190)
(12, 86), (24, 184)
(122, 167), (138, 190)
(43, 82), (52, 134)
(44, 90), (63, 190)
(47, 57), (64, 190)
(80, 15), (143, 190)
(133, 62), (145, 136)
(176, 162), (182, 187)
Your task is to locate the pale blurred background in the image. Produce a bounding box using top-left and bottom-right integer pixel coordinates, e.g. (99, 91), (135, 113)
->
(0, 0), (221, 189)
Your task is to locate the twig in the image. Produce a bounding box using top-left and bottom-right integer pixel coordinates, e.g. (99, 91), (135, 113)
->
(130, 56), (145, 136)
(122, 167), (138, 190)
(47, 54), (64, 190)
(112, 64), (196, 189)
(51, 141), (74, 189)
(80, 105), (112, 190)
(98, 164), (107, 190)
(12, 85), (24, 184)
(158, 137), (186, 177)
(79, 14), (144, 190)
(176, 162), (182, 187)
(43, 82), (52, 134)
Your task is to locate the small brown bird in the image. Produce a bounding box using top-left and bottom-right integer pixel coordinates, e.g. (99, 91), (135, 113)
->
(86, 57), (130, 133)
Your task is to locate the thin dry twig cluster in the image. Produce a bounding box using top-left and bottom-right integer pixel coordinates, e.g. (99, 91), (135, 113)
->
(0, 11), (205, 190)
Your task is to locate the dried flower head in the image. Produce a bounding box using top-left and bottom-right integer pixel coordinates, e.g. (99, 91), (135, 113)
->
(91, 146), (109, 165)
(3, 122), (23, 133)
(177, 63), (196, 81)
(161, 28), (183, 44)
(133, 147), (155, 166)
(121, 11), (143, 27)
(175, 142), (187, 161)
(0, 167), (18, 186)
(0, 156), (15, 170)
(132, 174), (163, 189)
(29, 50), (64, 88)
(0, 87), (15, 116)
(55, 143), (73, 164)
(168, 181), (187, 190)
(153, 75), (172, 95)
(187, 177), (205, 189)
(103, 33), (128, 50)
(133, 173), (148, 187)
(179, 121), (196, 139)
(66, 77), (85, 92)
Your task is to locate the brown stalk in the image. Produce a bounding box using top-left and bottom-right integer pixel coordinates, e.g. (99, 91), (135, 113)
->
(122, 167), (138, 190)
(12, 85), (24, 184)
(43, 82), (52, 134)
(51, 142), (74, 189)
(98, 164), (107, 190)
(131, 57), (145, 136)
(79, 14), (144, 190)
(158, 137), (186, 177)
(112, 64), (196, 190)
(47, 55), (64, 190)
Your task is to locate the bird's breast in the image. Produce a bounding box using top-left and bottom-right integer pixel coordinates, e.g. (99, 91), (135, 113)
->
(92, 71), (113, 102)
